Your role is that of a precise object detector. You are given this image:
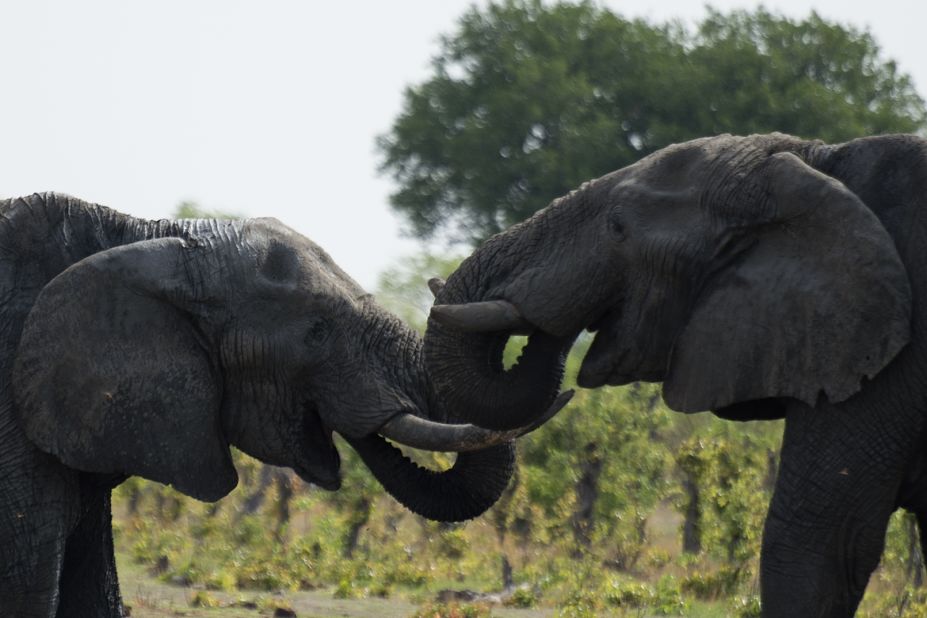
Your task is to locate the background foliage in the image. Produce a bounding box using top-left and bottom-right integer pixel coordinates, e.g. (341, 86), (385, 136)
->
(113, 2), (926, 615)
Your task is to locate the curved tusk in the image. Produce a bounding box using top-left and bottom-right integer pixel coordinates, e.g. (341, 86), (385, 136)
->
(379, 414), (523, 452)
(430, 300), (532, 333)
(378, 390), (575, 452)
(520, 389), (575, 435)
(427, 277), (446, 298)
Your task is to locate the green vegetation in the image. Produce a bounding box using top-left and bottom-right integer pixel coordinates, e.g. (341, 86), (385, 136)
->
(378, 1), (926, 245)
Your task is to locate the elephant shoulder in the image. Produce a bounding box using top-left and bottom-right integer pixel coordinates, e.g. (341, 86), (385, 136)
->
(0, 193), (117, 358)
(825, 135), (927, 207)
(0, 193), (71, 308)
(817, 136), (927, 258)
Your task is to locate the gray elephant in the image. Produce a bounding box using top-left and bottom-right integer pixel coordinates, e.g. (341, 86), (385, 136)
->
(0, 192), (561, 617)
(425, 133), (927, 617)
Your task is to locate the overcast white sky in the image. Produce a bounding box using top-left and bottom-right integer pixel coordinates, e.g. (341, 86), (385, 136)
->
(1, 1), (923, 289)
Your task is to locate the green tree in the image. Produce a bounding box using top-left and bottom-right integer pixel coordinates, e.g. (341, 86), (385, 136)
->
(379, 1), (926, 245)
(686, 9), (927, 141)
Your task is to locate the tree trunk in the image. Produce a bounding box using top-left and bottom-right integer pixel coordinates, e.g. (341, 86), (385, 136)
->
(273, 470), (294, 543)
(343, 497), (372, 558)
(681, 472), (702, 555)
(501, 555), (514, 590)
(126, 484), (142, 515)
(491, 465), (520, 589)
(907, 511), (924, 588)
(570, 442), (603, 555)
(764, 447), (779, 493)
(240, 465), (276, 517)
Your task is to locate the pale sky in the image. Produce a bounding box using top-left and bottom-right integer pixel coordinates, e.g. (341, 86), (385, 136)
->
(1, 1), (924, 289)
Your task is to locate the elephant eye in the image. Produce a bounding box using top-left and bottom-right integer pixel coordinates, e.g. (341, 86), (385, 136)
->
(304, 318), (331, 345)
(607, 206), (626, 240)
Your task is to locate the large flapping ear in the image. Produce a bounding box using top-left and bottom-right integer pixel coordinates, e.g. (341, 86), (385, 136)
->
(664, 152), (911, 412)
(14, 238), (238, 502)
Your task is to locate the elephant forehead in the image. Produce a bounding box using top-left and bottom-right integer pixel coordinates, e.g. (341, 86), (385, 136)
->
(634, 135), (745, 183)
(242, 219), (366, 300)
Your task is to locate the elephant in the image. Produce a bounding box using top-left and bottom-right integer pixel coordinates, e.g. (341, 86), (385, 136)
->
(0, 193), (566, 617)
(425, 133), (927, 617)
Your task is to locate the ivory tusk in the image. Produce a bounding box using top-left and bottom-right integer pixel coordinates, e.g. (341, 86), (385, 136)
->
(430, 300), (531, 333)
(518, 389), (575, 436)
(378, 413), (523, 452)
(377, 390), (575, 452)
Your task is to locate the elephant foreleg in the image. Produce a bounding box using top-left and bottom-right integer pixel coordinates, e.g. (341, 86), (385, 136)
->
(760, 401), (920, 618)
(0, 428), (79, 618)
(56, 475), (124, 618)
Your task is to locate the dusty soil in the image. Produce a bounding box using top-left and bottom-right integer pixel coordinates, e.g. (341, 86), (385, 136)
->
(117, 554), (554, 618)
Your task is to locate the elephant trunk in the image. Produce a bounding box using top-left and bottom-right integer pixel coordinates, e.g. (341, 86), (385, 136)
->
(423, 238), (573, 431)
(346, 435), (515, 522)
(425, 319), (569, 430)
(352, 306), (520, 521)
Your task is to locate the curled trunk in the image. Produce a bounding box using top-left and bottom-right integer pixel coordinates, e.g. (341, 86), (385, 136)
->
(426, 323), (569, 430)
(424, 254), (572, 430)
(354, 307), (518, 521)
(346, 435), (515, 522)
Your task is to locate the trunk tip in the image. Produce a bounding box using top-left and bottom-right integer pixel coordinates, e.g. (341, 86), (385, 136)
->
(428, 277), (446, 298)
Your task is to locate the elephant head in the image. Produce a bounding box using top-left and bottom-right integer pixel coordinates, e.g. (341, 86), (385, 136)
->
(11, 213), (551, 522)
(426, 134), (912, 422)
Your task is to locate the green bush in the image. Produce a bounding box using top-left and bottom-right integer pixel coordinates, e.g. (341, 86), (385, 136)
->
(603, 578), (653, 608)
(682, 566), (743, 600)
(504, 586), (538, 608)
(652, 575), (689, 615)
(730, 594), (762, 618)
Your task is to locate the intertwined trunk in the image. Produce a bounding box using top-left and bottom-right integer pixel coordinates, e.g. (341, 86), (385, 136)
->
(346, 308), (520, 522)
(347, 435), (515, 523)
(423, 237), (572, 430)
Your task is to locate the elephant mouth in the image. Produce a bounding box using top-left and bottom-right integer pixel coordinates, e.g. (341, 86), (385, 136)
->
(579, 309), (667, 388)
(291, 404), (342, 491)
(578, 311), (625, 387)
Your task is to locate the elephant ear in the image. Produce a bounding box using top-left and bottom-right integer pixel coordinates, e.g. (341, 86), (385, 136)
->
(663, 152), (911, 413)
(13, 238), (238, 502)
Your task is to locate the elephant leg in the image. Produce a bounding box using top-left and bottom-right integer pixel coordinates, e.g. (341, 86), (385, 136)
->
(760, 401), (921, 618)
(56, 475), (124, 618)
(0, 418), (79, 618)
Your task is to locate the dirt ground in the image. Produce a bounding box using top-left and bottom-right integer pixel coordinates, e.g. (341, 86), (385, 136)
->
(117, 555), (554, 618)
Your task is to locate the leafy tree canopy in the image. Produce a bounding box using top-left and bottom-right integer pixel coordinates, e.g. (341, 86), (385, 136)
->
(378, 1), (927, 245)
